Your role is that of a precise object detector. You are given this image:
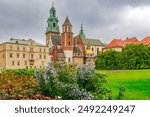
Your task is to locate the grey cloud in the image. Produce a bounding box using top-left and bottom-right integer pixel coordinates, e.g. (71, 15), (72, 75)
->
(0, 0), (150, 44)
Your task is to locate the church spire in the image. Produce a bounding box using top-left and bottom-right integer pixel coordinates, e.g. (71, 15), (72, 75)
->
(79, 23), (85, 39)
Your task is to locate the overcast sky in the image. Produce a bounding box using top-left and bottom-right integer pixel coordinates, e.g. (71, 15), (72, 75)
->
(0, 0), (150, 44)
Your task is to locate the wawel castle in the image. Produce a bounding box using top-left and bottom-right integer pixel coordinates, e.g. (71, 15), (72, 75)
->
(0, 3), (150, 69)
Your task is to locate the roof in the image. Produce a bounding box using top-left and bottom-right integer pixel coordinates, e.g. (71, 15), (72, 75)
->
(62, 16), (72, 26)
(4, 38), (46, 47)
(124, 37), (140, 45)
(73, 47), (82, 53)
(105, 37), (140, 49)
(141, 36), (150, 45)
(83, 38), (103, 46)
(105, 39), (125, 49)
(51, 35), (61, 45)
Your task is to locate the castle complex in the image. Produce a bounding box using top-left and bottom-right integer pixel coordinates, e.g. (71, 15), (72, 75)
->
(1, 3), (149, 69)
(0, 3), (104, 69)
(46, 4), (104, 64)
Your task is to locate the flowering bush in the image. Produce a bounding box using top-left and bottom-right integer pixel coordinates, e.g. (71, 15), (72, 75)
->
(0, 72), (52, 100)
(35, 63), (111, 100)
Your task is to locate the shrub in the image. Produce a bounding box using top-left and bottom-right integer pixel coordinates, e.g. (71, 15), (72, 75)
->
(0, 72), (52, 100)
(117, 84), (126, 100)
(35, 63), (111, 100)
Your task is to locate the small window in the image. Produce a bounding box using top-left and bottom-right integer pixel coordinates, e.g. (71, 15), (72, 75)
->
(17, 53), (19, 58)
(31, 54), (34, 59)
(3, 53), (4, 58)
(25, 61), (27, 65)
(92, 47), (94, 51)
(12, 61), (15, 65)
(23, 47), (25, 51)
(23, 54), (25, 58)
(40, 48), (42, 52)
(18, 61), (20, 66)
(17, 47), (19, 51)
(10, 53), (13, 58)
(97, 48), (99, 55)
(53, 23), (56, 27)
(44, 55), (46, 59)
(30, 48), (33, 52)
(68, 42), (70, 45)
(39, 54), (42, 59)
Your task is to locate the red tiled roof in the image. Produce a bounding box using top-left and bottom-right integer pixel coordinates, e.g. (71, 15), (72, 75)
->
(141, 36), (150, 45)
(124, 37), (140, 44)
(105, 39), (125, 49)
(105, 37), (140, 49)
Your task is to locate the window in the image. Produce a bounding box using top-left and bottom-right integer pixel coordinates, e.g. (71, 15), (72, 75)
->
(12, 61), (15, 66)
(30, 48), (33, 52)
(18, 61), (20, 66)
(10, 53), (13, 58)
(3, 53), (4, 58)
(25, 61), (27, 65)
(92, 47), (94, 51)
(53, 23), (55, 27)
(17, 47), (19, 51)
(17, 53), (19, 58)
(40, 48), (42, 52)
(31, 54), (34, 59)
(44, 49), (46, 52)
(23, 47), (25, 51)
(23, 54), (25, 58)
(68, 42), (70, 45)
(69, 27), (71, 32)
(44, 55), (46, 59)
(97, 48), (99, 55)
(39, 54), (42, 59)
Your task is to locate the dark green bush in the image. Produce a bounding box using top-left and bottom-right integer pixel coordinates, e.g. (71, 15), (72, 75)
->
(95, 44), (150, 70)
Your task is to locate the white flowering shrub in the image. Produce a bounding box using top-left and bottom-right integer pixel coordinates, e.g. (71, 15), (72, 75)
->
(35, 63), (111, 100)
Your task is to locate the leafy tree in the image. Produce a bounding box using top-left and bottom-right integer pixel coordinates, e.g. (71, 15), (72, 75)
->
(95, 44), (150, 70)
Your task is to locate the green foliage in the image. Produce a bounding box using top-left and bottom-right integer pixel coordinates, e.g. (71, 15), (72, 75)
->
(95, 44), (150, 70)
(2, 69), (35, 76)
(117, 84), (126, 100)
(35, 63), (111, 100)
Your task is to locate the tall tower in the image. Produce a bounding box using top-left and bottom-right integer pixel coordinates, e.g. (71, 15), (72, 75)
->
(46, 3), (60, 46)
(61, 16), (74, 63)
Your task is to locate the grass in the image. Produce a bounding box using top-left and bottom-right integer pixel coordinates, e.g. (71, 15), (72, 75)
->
(97, 69), (150, 100)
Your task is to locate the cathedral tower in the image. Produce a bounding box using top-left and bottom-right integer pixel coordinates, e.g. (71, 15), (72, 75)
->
(61, 16), (74, 63)
(46, 3), (60, 46)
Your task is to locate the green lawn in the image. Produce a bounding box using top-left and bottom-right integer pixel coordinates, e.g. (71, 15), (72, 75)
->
(97, 70), (150, 100)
